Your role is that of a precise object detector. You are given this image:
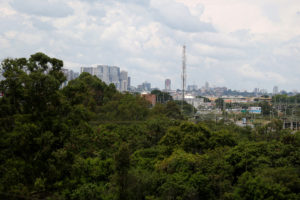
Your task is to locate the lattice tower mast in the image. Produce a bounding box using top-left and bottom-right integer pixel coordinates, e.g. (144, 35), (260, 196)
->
(182, 45), (186, 112)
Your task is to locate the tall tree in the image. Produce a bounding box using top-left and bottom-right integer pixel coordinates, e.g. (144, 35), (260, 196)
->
(115, 142), (130, 200)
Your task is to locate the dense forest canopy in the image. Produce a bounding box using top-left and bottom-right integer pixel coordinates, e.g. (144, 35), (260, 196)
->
(0, 53), (300, 200)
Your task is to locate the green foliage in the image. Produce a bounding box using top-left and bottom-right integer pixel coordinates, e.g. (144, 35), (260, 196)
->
(215, 98), (224, 110)
(156, 149), (200, 173)
(62, 72), (118, 116)
(151, 101), (183, 120)
(151, 89), (173, 103)
(232, 169), (300, 200)
(115, 142), (130, 200)
(1, 53), (300, 199)
(210, 129), (237, 148)
(98, 93), (150, 121)
(196, 96), (211, 102)
(174, 100), (196, 116)
(273, 94), (300, 104)
(258, 101), (272, 115)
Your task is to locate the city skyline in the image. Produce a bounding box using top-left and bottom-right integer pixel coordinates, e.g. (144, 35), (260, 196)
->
(80, 65), (130, 91)
(1, 0), (300, 91)
(65, 64), (297, 93)
(74, 67), (297, 94)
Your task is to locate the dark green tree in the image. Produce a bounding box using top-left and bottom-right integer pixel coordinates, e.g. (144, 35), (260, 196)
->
(215, 98), (224, 110)
(151, 89), (173, 103)
(115, 142), (131, 200)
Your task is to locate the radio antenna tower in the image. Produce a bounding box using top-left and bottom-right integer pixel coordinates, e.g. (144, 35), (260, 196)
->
(181, 45), (186, 112)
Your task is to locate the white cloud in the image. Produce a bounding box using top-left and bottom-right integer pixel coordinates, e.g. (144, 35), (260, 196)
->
(237, 64), (287, 83)
(0, 36), (10, 49)
(10, 0), (73, 18)
(150, 0), (215, 32)
(193, 43), (246, 60)
(1, 0), (300, 91)
(0, 2), (16, 17)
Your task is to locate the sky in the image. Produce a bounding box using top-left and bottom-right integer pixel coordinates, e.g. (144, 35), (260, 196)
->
(1, 0), (300, 92)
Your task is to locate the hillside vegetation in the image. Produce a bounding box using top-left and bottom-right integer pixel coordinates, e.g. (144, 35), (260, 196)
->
(1, 53), (300, 200)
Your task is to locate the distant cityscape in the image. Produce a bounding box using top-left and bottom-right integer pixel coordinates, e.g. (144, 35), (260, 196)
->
(0, 57), (300, 129)
(57, 66), (300, 121)
(1, 63), (297, 99)
(62, 66), (298, 98)
(61, 65), (130, 92)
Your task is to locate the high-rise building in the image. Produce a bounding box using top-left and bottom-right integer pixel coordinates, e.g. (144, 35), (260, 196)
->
(205, 81), (209, 90)
(120, 80), (127, 92)
(81, 65), (130, 91)
(260, 89), (268, 94)
(120, 70), (128, 92)
(61, 69), (69, 87)
(187, 85), (198, 91)
(73, 72), (79, 79)
(142, 82), (151, 91)
(253, 88), (259, 95)
(127, 77), (131, 90)
(109, 66), (120, 89)
(96, 65), (110, 84)
(61, 69), (79, 87)
(71, 71), (79, 80)
(214, 87), (227, 97)
(67, 69), (79, 81)
(120, 70), (128, 81)
(137, 85), (143, 91)
(80, 67), (95, 75)
(165, 79), (171, 91)
(273, 86), (279, 95)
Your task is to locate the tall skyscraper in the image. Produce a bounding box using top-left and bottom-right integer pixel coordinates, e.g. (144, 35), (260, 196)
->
(165, 79), (171, 91)
(127, 77), (131, 90)
(109, 66), (120, 84)
(273, 86), (279, 95)
(187, 85), (198, 91)
(105, 66), (119, 90)
(253, 88), (259, 95)
(205, 81), (209, 90)
(120, 81), (128, 92)
(81, 65), (130, 91)
(120, 70), (128, 81)
(142, 82), (151, 91)
(61, 69), (69, 87)
(260, 89), (268, 94)
(80, 67), (95, 75)
(61, 68), (79, 87)
(120, 70), (128, 92)
(96, 65), (110, 84)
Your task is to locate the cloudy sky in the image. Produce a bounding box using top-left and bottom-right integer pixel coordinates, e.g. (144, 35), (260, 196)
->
(1, 0), (300, 92)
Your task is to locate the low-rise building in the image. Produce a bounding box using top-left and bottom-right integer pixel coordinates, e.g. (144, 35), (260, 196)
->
(141, 93), (156, 106)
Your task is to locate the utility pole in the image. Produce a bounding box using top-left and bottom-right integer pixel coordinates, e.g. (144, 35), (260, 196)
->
(283, 99), (288, 129)
(296, 98), (298, 130)
(223, 100), (226, 120)
(292, 98), (297, 130)
(192, 99), (195, 117)
(285, 99), (288, 117)
(279, 98), (281, 118)
(181, 45), (186, 113)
